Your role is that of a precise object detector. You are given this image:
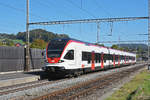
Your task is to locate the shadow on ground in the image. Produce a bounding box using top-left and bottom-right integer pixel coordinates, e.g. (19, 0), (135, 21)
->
(24, 70), (65, 81)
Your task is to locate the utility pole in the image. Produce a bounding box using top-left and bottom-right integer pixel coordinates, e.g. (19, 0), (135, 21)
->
(25, 0), (30, 71)
(148, 0), (150, 69)
(97, 22), (100, 43)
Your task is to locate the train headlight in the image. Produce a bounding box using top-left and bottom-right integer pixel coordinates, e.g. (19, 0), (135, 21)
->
(58, 60), (64, 63)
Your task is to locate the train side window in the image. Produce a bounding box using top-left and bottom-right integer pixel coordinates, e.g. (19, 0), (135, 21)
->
(82, 52), (88, 61)
(121, 55), (123, 60)
(95, 53), (97, 63)
(64, 50), (74, 60)
(87, 52), (91, 64)
(118, 55), (120, 61)
(99, 54), (101, 63)
(108, 54), (111, 60)
(109, 54), (112, 60)
(96, 53), (100, 63)
(103, 54), (107, 62)
(108, 54), (110, 60)
(82, 52), (92, 63)
(127, 56), (129, 61)
(95, 53), (99, 63)
(115, 55), (118, 61)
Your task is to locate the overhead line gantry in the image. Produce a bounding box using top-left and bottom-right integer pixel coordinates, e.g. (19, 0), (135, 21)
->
(29, 17), (148, 25)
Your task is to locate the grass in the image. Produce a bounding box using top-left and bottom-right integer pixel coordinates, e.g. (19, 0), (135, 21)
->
(106, 69), (150, 100)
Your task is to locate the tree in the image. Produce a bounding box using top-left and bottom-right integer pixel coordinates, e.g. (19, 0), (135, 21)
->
(16, 29), (69, 42)
(2, 39), (15, 46)
(0, 33), (16, 39)
(94, 43), (104, 47)
(30, 39), (47, 49)
(119, 47), (124, 51)
(124, 47), (129, 52)
(111, 45), (119, 49)
(137, 46), (142, 54)
(99, 44), (104, 47)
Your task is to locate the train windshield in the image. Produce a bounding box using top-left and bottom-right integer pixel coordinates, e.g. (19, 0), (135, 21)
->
(47, 39), (69, 58)
(47, 50), (62, 58)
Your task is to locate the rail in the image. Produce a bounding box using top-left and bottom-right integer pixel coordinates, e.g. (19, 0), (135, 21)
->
(32, 64), (145, 100)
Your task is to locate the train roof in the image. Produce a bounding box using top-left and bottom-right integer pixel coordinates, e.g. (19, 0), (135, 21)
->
(51, 38), (107, 48)
(50, 38), (135, 55)
(51, 38), (92, 45)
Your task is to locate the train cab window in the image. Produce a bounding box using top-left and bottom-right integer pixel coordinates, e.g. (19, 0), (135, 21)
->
(64, 50), (74, 60)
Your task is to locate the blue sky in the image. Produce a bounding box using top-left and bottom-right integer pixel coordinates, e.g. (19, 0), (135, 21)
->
(0, 0), (148, 46)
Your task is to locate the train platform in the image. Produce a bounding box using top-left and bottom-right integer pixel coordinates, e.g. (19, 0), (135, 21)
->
(0, 70), (44, 88)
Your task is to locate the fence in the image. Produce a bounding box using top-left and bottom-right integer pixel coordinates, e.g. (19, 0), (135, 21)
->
(0, 46), (44, 72)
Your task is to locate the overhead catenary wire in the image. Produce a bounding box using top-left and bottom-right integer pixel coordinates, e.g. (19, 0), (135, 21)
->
(0, 1), (48, 21)
(93, 0), (112, 17)
(65, 0), (97, 18)
(35, 0), (77, 20)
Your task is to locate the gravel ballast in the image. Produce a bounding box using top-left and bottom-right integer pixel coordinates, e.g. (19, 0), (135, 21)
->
(0, 64), (145, 100)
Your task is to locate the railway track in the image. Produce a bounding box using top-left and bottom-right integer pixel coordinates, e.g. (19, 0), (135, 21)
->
(0, 78), (68, 96)
(0, 63), (146, 100)
(32, 64), (145, 100)
(0, 65), (130, 96)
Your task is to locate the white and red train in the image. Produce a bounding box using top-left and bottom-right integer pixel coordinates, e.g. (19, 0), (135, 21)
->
(42, 38), (136, 76)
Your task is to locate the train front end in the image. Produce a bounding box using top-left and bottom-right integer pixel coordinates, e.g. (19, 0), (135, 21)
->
(42, 38), (69, 74)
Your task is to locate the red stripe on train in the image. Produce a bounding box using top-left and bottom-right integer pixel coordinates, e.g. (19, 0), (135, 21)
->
(82, 64), (84, 68)
(113, 54), (115, 67)
(101, 53), (104, 69)
(125, 56), (126, 64)
(118, 55), (120, 66)
(91, 52), (95, 70)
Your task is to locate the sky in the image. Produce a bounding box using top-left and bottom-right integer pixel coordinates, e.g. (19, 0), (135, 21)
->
(0, 0), (148, 46)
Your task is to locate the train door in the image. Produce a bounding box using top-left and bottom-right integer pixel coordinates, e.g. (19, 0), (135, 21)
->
(91, 51), (95, 70)
(125, 55), (126, 64)
(118, 55), (120, 66)
(101, 53), (104, 69)
(113, 54), (115, 67)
